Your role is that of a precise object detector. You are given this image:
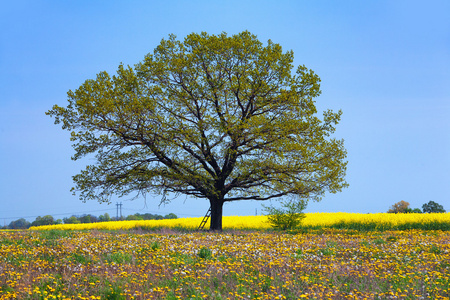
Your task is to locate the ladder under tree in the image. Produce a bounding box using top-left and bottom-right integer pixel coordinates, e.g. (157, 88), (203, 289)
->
(197, 207), (211, 230)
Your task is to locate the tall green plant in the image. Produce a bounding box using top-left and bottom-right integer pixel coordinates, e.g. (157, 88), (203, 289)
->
(263, 200), (307, 230)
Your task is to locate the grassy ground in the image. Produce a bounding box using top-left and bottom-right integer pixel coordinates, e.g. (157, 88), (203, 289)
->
(1, 229), (449, 299)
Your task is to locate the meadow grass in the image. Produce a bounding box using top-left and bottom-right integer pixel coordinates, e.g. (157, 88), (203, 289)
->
(1, 228), (450, 299)
(2, 213), (449, 299)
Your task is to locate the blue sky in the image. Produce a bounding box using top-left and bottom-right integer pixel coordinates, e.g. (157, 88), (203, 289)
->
(1, 1), (449, 223)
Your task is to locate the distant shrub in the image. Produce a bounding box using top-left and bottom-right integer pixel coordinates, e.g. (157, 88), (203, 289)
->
(405, 208), (422, 213)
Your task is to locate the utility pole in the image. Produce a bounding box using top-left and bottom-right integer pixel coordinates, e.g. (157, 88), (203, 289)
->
(116, 202), (123, 220)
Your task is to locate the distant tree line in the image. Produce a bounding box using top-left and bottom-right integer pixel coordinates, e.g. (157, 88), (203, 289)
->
(2, 212), (178, 229)
(387, 200), (446, 214)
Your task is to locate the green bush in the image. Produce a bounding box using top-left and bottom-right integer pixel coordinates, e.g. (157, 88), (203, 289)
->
(198, 247), (212, 259)
(151, 241), (161, 251)
(263, 199), (307, 230)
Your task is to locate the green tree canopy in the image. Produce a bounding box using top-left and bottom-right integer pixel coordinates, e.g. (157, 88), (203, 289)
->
(8, 218), (31, 229)
(164, 213), (178, 219)
(47, 31), (348, 231)
(99, 213), (111, 222)
(31, 215), (54, 227)
(422, 201), (446, 213)
(63, 216), (80, 224)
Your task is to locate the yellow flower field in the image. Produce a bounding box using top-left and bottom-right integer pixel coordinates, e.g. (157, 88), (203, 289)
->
(1, 229), (449, 299)
(29, 212), (450, 231)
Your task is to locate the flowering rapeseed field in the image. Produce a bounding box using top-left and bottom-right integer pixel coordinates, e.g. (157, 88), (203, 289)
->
(1, 228), (450, 299)
(29, 212), (450, 231)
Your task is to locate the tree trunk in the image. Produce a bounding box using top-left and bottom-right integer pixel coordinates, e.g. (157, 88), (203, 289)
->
(209, 198), (224, 231)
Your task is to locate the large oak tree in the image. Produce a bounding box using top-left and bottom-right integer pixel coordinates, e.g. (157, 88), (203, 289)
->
(47, 31), (348, 231)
